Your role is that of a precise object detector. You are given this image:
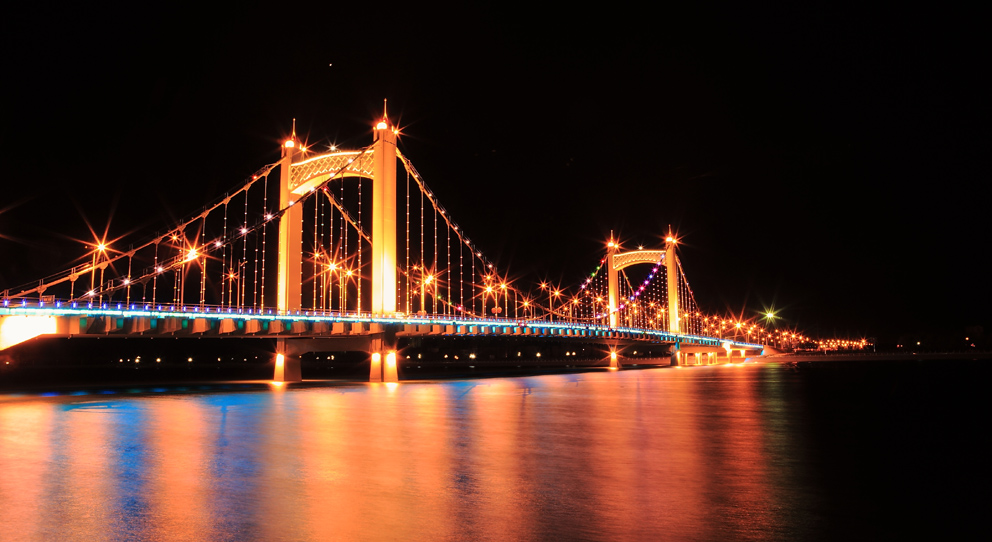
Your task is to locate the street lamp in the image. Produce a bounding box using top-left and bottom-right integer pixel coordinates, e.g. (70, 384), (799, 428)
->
(341, 268), (354, 313)
(484, 284), (494, 319)
(540, 282), (552, 321)
(499, 282), (508, 320)
(420, 270), (434, 316)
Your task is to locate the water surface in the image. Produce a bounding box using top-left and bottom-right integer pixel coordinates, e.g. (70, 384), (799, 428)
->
(0, 361), (985, 540)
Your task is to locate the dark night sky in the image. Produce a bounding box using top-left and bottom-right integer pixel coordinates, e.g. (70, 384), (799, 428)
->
(1, 3), (989, 342)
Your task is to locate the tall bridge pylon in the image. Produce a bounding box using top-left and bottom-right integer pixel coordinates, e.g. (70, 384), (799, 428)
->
(277, 113), (398, 315)
(606, 234), (680, 332)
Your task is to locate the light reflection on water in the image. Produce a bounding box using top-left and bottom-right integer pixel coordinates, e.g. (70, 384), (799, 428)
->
(1, 365), (823, 541)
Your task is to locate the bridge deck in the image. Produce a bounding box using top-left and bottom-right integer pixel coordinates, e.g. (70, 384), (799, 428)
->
(1, 304), (761, 353)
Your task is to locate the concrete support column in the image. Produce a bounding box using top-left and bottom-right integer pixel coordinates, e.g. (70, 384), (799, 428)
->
(369, 352), (384, 382)
(368, 326), (399, 382)
(274, 338), (302, 382)
(609, 350), (622, 370)
(369, 351), (398, 382)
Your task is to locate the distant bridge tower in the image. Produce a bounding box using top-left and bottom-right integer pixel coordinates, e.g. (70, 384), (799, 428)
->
(664, 233), (679, 333)
(275, 111), (398, 315)
(606, 234), (680, 333)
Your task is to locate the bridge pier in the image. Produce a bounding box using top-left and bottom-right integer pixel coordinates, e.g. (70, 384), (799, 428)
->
(274, 338), (302, 382)
(369, 351), (399, 382)
(267, 333), (403, 383)
(609, 350), (622, 370)
(369, 325), (400, 383)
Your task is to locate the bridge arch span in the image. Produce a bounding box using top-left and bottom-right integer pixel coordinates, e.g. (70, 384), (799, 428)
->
(611, 250), (665, 271)
(288, 149), (377, 195)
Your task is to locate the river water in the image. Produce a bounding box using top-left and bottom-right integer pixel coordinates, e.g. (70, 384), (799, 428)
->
(0, 360), (986, 541)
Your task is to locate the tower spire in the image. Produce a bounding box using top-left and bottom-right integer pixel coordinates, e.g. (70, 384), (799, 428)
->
(375, 101), (390, 131)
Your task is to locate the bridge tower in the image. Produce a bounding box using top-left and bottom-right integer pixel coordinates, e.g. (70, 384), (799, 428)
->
(606, 237), (620, 328)
(606, 233), (680, 333)
(664, 233), (680, 334)
(370, 114), (398, 315)
(273, 110), (399, 382)
(277, 128), (302, 313)
(275, 113), (398, 315)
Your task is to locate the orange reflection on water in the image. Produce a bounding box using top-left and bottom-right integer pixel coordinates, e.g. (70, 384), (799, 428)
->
(464, 379), (536, 539)
(143, 398), (216, 540)
(391, 383), (459, 539)
(63, 401), (114, 539)
(296, 388), (350, 540)
(0, 364), (813, 540)
(255, 382), (306, 540)
(711, 363), (778, 537)
(0, 403), (54, 541)
(580, 369), (710, 538)
(288, 382), (466, 539)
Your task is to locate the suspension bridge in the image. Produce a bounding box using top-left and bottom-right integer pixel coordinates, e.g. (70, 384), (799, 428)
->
(0, 110), (763, 382)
